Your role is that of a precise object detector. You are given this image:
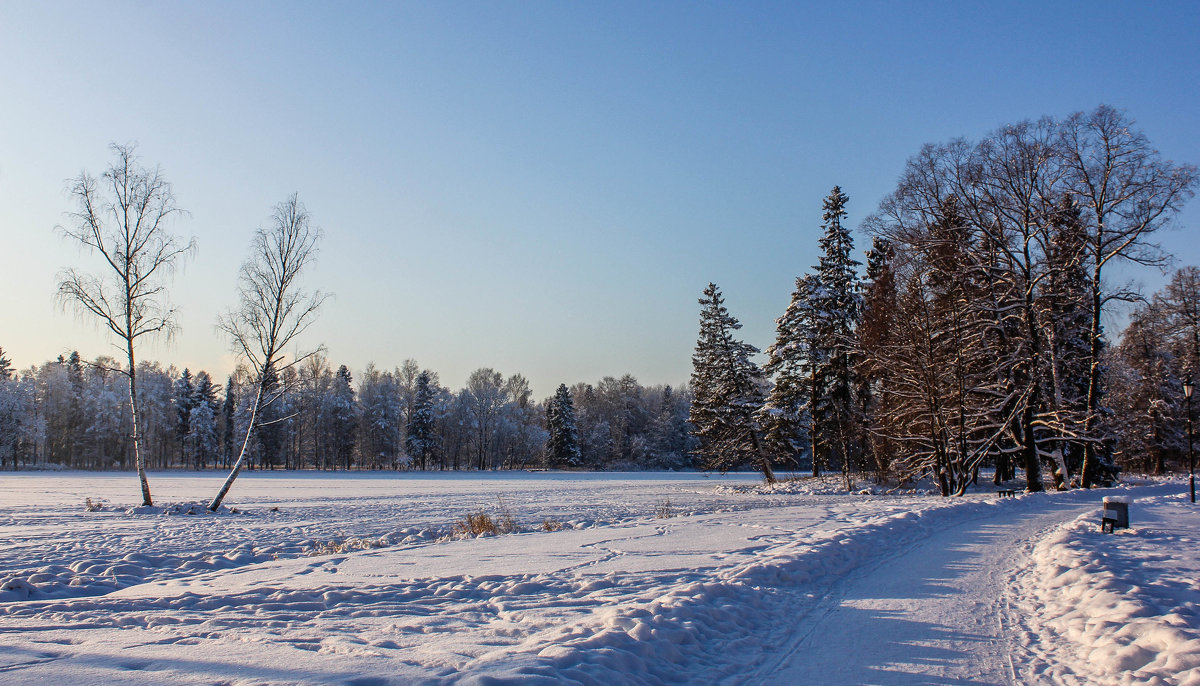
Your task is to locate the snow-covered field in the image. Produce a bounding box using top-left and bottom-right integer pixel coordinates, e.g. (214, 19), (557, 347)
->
(0, 471), (1196, 684)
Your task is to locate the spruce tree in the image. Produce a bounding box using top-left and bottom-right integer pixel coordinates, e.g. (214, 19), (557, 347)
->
(812, 187), (862, 486)
(221, 378), (236, 469)
(405, 370), (437, 470)
(330, 365), (357, 470)
(689, 283), (776, 483)
(760, 274), (821, 471)
(547, 383), (582, 467)
(174, 368), (195, 462)
(856, 237), (898, 479)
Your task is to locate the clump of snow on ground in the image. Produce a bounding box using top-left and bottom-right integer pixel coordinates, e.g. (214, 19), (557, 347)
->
(1012, 492), (1200, 685)
(714, 473), (941, 496)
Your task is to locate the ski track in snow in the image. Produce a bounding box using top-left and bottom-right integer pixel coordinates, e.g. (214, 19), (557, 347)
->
(0, 471), (1193, 685)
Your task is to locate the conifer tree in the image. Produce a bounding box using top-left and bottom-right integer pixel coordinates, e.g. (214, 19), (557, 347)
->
(547, 383), (582, 467)
(405, 370), (437, 469)
(330, 365), (357, 470)
(174, 368), (195, 462)
(856, 237), (898, 479)
(689, 283), (776, 483)
(812, 187), (863, 487)
(760, 274), (821, 471)
(221, 378), (236, 469)
(0, 348), (13, 381)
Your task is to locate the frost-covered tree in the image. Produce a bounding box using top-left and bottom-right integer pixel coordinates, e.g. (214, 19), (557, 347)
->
(405, 370), (437, 469)
(546, 383), (582, 467)
(174, 368), (195, 462)
(760, 274), (821, 471)
(187, 401), (219, 470)
(56, 143), (193, 505)
(461, 368), (509, 470)
(0, 348), (13, 381)
(358, 364), (401, 469)
(689, 283), (776, 483)
(221, 377), (236, 469)
(327, 365), (357, 470)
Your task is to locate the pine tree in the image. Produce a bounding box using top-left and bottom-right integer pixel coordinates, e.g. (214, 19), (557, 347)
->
(689, 283), (776, 483)
(546, 383), (582, 467)
(405, 370), (437, 470)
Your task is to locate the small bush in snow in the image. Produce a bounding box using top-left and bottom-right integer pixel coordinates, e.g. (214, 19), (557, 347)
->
(656, 497), (674, 519)
(541, 518), (564, 532)
(454, 512), (501, 537)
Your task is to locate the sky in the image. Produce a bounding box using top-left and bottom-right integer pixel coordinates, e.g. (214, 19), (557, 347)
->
(2, 1), (1198, 397)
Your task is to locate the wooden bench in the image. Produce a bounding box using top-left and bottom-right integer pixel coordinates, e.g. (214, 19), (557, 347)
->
(996, 489), (1016, 498)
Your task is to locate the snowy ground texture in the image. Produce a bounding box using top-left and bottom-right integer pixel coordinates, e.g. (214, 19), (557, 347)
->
(0, 471), (1196, 685)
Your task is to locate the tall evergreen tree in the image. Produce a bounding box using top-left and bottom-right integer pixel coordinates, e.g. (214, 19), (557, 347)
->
(760, 274), (821, 471)
(689, 283), (776, 483)
(405, 370), (437, 470)
(329, 365), (357, 469)
(174, 368), (195, 461)
(221, 377), (236, 469)
(546, 383), (582, 467)
(812, 187), (863, 486)
(855, 237), (898, 479)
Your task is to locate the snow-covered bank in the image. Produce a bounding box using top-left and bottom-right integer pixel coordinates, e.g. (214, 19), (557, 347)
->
(1012, 491), (1200, 685)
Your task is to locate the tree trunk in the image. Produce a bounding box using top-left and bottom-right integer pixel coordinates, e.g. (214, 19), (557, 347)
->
(1080, 268), (1104, 488)
(209, 384), (264, 511)
(127, 343), (153, 506)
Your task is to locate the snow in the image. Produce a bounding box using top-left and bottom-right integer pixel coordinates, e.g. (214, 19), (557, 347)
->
(1012, 490), (1200, 685)
(0, 471), (1196, 684)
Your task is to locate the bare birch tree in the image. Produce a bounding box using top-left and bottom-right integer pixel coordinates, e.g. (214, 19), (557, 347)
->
(209, 194), (327, 511)
(56, 143), (192, 506)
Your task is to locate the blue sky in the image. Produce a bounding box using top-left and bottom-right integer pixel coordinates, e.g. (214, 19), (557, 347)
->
(2, 1), (1197, 396)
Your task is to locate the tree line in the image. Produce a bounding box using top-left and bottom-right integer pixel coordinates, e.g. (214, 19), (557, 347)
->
(689, 106), (1198, 494)
(0, 348), (696, 476)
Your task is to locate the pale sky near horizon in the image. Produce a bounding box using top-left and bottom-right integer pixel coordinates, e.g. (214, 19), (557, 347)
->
(2, 1), (1198, 397)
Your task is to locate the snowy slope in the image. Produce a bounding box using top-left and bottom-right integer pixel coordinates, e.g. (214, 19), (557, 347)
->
(0, 472), (1194, 684)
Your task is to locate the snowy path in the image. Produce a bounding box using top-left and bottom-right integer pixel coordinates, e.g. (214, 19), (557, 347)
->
(760, 497), (1095, 685)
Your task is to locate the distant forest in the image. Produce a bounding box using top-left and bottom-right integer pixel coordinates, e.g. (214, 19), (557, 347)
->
(0, 354), (695, 474)
(1, 106), (1197, 497)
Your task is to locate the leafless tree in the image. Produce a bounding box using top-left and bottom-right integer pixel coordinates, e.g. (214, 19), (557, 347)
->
(56, 143), (193, 506)
(1059, 105), (1198, 486)
(209, 194), (327, 511)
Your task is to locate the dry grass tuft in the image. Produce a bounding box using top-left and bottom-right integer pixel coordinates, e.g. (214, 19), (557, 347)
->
(541, 517), (564, 532)
(655, 497), (674, 519)
(453, 498), (521, 538)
